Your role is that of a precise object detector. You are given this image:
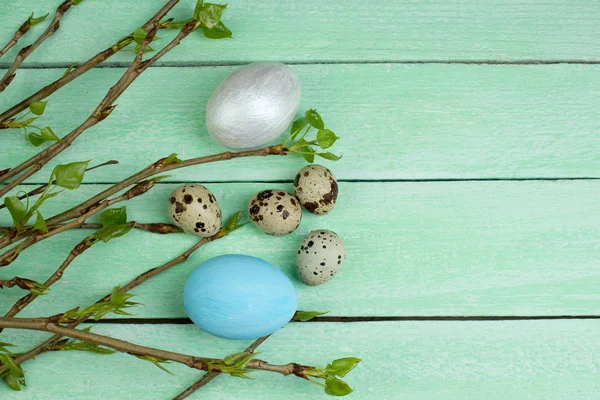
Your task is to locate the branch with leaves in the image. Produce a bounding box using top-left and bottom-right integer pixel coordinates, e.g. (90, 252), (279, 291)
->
(0, 12), (49, 60)
(0, 316), (360, 396)
(0, 1), (233, 196)
(0, 0), (76, 93)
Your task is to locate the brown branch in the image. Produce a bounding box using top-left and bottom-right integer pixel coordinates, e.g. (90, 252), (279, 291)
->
(0, 0), (73, 93)
(0, 317), (312, 378)
(8, 230), (221, 369)
(0, 179), (158, 267)
(0, 160), (118, 211)
(0, 17), (178, 123)
(0, 0), (182, 195)
(0, 15), (37, 60)
(173, 335), (272, 400)
(0, 222), (181, 235)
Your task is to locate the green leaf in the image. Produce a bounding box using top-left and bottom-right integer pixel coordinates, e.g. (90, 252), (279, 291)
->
(52, 160), (90, 189)
(224, 211), (247, 232)
(25, 132), (43, 147)
(202, 21), (232, 39)
(294, 310), (329, 322)
(17, 117), (37, 128)
(324, 377), (353, 397)
(133, 43), (155, 53)
(317, 152), (342, 161)
(133, 27), (148, 45)
(0, 354), (26, 391)
(29, 101), (47, 116)
(290, 117), (308, 139)
(193, 0), (204, 20)
(33, 211), (48, 233)
(223, 351), (246, 366)
(57, 331), (116, 354)
(0, 342), (14, 355)
(316, 129), (339, 149)
(3, 197), (26, 227)
(162, 153), (183, 166)
(63, 64), (77, 77)
(93, 224), (133, 243)
(73, 0), (84, 4)
(27, 12), (49, 27)
(40, 126), (59, 141)
(136, 355), (174, 375)
(196, 3), (227, 29)
(326, 358), (362, 378)
(302, 147), (316, 163)
(305, 109), (325, 129)
(100, 207), (127, 227)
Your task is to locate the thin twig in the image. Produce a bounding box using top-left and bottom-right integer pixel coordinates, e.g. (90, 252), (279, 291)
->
(0, 0), (73, 93)
(0, 160), (118, 210)
(0, 222), (181, 235)
(0, 18), (178, 123)
(7, 231), (219, 368)
(0, 317), (313, 378)
(0, 15), (39, 60)
(0, 0), (181, 196)
(0, 179), (159, 267)
(173, 335), (272, 400)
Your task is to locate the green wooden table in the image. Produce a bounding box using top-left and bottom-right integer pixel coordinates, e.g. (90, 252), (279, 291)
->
(1, 0), (599, 398)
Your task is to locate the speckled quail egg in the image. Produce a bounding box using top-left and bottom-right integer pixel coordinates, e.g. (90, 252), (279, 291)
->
(293, 165), (338, 215)
(296, 230), (345, 286)
(248, 189), (302, 236)
(168, 184), (222, 237)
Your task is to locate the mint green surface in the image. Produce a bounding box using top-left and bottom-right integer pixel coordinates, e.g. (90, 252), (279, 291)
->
(2, 321), (600, 399)
(1, 0), (599, 398)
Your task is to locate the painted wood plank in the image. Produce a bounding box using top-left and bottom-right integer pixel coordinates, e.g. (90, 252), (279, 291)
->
(1, 0), (599, 65)
(1, 320), (600, 399)
(1, 181), (599, 317)
(2, 64), (599, 182)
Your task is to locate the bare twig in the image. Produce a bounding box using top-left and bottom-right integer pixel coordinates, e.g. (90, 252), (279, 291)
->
(0, 0), (73, 93)
(0, 160), (118, 210)
(0, 179), (159, 267)
(7, 228), (224, 368)
(0, 17), (178, 123)
(173, 335), (272, 400)
(0, 317), (314, 378)
(0, 0), (182, 196)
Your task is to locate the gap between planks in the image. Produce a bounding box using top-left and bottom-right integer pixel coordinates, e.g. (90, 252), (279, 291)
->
(2, 59), (600, 70)
(88, 315), (600, 325)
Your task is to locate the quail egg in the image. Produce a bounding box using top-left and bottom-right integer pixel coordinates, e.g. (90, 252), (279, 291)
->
(296, 230), (345, 286)
(293, 165), (338, 215)
(169, 184), (222, 237)
(248, 189), (302, 236)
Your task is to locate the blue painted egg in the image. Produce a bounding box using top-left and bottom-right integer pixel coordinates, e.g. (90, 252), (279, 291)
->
(183, 254), (298, 340)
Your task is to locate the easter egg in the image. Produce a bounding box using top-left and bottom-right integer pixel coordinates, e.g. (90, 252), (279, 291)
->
(206, 63), (301, 150)
(297, 230), (346, 286)
(168, 184), (222, 237)
(183, 254), (298, 340)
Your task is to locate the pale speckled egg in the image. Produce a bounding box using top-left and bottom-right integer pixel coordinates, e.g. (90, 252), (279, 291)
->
(293, 165), (338, 215)
(248, 189), (302, 236)
(296, 230), (345, 286)
(168, 184), (222, 237)
(206, 63), (301, 150)
(184, 254), (298, 340)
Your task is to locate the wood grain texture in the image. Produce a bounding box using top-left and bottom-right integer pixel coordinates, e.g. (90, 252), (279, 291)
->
(1, 0), (599, 65)
(1, 321), (600, 399)
(1, 64), (599, 182)
(1, 181), (598, 317)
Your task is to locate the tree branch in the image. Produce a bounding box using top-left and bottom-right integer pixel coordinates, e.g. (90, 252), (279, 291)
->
(0, 222), (181, 235)
(0, 160), (118, 210)
(6, 226), (226, 368)
(0, 317), (313, 378)
(0, 0), (182, 196)
(0, 178), (159, 267)
(173, 335), (271, 400)
(0, 0), (73, 93)
(0, 15), (37, 60)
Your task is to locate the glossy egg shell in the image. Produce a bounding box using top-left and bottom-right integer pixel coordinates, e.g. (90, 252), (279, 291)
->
(183, 254), (298, 340)
(206, 63), (301, 150)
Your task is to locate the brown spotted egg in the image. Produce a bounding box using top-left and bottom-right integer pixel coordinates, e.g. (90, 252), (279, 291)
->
(248, 189), (302, 236)
(293, 165), (338, 215)
(168, 184), (222, 237)
(296, 230), (345, 286)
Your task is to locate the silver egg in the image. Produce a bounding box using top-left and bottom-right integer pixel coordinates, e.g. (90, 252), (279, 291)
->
(206, 63), (301, 150)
